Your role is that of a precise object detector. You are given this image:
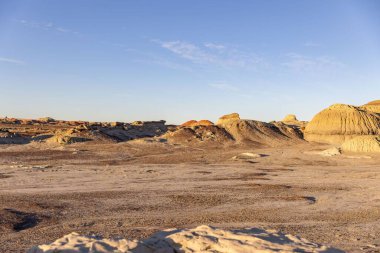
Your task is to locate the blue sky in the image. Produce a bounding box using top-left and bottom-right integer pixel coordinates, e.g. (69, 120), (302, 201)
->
(0, 0), (379, 124)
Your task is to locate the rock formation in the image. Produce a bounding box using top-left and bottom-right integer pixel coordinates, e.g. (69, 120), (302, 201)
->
(282, 114), (298, 122)
(216, 113), (240, 125)
(216, 113), (304, 147)
(0, 130), (29, 144)
(304, 104), (380, 144)
(164, 125), (234, 144)
(341, 135), (380, 153)
(181, 120), (214, 127)
(38, 117), (55, 123)
(27, 225), (339, 253)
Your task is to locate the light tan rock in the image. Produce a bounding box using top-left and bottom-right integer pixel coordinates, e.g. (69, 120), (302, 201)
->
(341, 135), (380, 153)
(27, 225), (338, 253)
(216, 113), (240, 125)
(304, 104), (380, 144)
(38, 117), (55, 123)
(282, 114), (298, 122)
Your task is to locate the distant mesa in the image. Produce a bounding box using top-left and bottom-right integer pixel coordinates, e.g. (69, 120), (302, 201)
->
(38, 117), (55, 123)
(304, 103), (380, 144)
(341, 135), (380, 153)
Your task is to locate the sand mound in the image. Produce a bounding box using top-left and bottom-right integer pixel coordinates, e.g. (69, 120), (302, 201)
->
(304, 104), (380, 144)
(341, 135), (380, 153)
(217, 114), (303, 146)
(361, 100), (380, 114)
(28, 225), (339, 253)
(164, 125), (234, 144)
(181, 120), (214, 127)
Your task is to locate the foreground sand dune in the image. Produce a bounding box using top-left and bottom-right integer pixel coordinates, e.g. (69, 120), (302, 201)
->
(27, 225), (341, 253)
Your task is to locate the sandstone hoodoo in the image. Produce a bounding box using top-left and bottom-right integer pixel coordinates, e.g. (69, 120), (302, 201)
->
(304, 104), (380, 144)
(282, 114), (298, 122)
(341, 135), (380, 153)
(217, 113), (304, 146)
(361, 100), (380, 114)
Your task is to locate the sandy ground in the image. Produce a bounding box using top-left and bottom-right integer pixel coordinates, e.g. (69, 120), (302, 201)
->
(0, 141), (379, 252)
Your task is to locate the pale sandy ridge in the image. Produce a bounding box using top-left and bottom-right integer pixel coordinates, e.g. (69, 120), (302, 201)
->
(27, 225), (340, 253)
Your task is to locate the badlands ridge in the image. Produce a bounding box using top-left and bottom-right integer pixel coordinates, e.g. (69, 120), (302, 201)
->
(1, 100), (380, 252)
(1, 100), (380, 153)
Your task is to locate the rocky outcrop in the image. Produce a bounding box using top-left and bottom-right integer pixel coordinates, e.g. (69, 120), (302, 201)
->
(181, 120), (214, 127)
(304, 104), (380, 144)
(282, 114), (298, 122)
(164, 125), (233, 144)
(341, 135), (380, 153)
(216, 114), (304, 147)
(28, 225), (340, 253)
(216, 113), (240, 125)
(0, 130), (29, 144)
(38, 117), (55, 123)
(100, 121), (167, 141)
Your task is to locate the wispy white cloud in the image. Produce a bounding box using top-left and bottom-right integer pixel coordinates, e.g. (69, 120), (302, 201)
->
(16, 19), (79, 35)
(282, 53), (345, 72)
(0, 57), (25, 65)
(204, 42), (226, 50)
(153, 40), (263, 69)
(209, 82), (239, 92)
(135, 57), (193, 72)
(303, 41), (321, 47)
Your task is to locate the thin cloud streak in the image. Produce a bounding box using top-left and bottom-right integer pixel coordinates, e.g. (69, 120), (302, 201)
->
(154, 40), (264, 69)
(204, 42), (226, 50)
(0, 57), (25, 65)
(208, 83), (239, 92)
(16, 19), (80, 35)
(303, 41), (321, 47)
(282, 53), (345, 72)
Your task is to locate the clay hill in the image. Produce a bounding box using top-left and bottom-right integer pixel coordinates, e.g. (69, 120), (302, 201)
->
(216, 113), (304, 146)
(304, 104), (380, 145)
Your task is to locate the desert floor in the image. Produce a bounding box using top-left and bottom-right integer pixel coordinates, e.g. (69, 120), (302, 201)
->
(0, 141), (379, 252)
